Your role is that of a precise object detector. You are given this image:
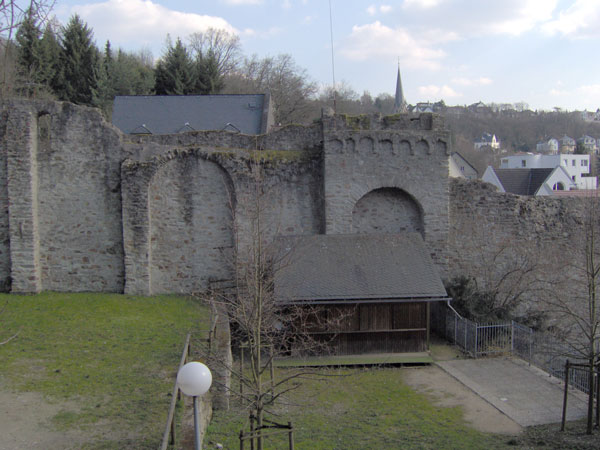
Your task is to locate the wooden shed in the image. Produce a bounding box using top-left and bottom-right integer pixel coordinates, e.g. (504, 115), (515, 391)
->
(274, 233), (450, 355)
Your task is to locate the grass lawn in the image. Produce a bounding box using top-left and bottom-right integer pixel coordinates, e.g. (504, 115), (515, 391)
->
(205, 367), (514, 450)
(0, 292), (210, 449)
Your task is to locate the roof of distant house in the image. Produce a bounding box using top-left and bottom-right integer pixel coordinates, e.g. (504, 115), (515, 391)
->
(491, 168), (554, 195)
(111, 94), (273, 135)
(274, 233), (448, 303)
(450, 152), (479, 176)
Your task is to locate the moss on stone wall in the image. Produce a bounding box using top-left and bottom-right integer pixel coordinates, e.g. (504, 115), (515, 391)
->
(343, 114), (371, 131)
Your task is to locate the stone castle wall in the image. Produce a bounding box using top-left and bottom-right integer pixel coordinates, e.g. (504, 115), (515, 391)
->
(0, 99), (589, 295)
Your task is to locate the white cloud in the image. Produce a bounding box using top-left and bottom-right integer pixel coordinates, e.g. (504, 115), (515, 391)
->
(221, 0), (263, 5)
(542, 0), (600, 38)
(403, 0), (445, 9)
(400, 0), (558, 38)
(549, 88), (568, 96)
(338, 21), (454, 69)
(452, 77), (492, 86)
(241, 26), (283, 39)
(579, 84), (600, 95)
(71, 0), (237, 53)
(418, 84), (461, 98)
(282, 0), (292, 9)
(367, 4), (393, 15)
(486, 0), (557, 35)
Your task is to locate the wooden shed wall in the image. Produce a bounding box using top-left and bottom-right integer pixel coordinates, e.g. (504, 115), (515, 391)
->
(302, 301), (428, 355)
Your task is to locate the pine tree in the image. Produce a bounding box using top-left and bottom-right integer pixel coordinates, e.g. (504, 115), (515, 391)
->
(58, 14), (99, 105)
(38, 23), (61, 91)
(92, 40), (117, 114)
(195, 50), (224, 94)
(154, 38), (194, 95)
(15, 8), (42, 91)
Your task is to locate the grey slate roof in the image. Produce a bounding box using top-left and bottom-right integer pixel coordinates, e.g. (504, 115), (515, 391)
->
(274, 233), (448, 303)
(493, 168), (554, 195)
(112, 94), (271, 135)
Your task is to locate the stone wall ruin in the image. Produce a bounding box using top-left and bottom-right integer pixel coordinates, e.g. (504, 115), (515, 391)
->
(0, 99), (588, 297)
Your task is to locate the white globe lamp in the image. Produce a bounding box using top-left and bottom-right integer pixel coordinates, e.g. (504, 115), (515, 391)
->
(177, 362), (212, 450)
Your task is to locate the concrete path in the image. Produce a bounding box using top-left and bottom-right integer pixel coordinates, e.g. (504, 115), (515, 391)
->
(437, 357), (588, 426)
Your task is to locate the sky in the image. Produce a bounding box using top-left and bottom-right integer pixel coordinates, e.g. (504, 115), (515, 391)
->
(41, 0), (600, 111)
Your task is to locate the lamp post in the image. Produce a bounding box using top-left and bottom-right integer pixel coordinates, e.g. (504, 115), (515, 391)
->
(177, 361), (213, 450)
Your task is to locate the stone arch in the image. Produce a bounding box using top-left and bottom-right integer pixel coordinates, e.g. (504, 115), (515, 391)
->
(328, 139), (343, 154)
(352, 187), (424, 235)
(379, 139), (393, 154)
(148, 153), (235, 294)
(415, 139), (430, 155)
(345, 138), (356, 153)
(358, 136), (374, 154)
(398, 140), (412, 155)
(435, 139), (447, 155)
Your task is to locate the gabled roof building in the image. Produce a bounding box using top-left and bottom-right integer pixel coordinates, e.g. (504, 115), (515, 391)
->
(275, 233), (450, 354)
(112, 94), (274, 135)
(482, 166), (576, 196)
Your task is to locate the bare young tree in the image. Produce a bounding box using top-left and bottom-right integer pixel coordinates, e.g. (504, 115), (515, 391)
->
(187, 27), (241, 77)
(224, 53), (318, 125)
(206, 154), (339, 449)
(543, 193), (600, 434)
(0, 0), (55, 98)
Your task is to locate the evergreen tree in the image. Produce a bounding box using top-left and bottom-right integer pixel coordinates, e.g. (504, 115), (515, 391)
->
(15, 8), (42, 90)
(92, 40), (116, 113)
(195, 50), (224, 94)
(113, 49), (154, 95)
(38, 23), (62, 92)
(58, 14), (99, 105)
(154, 38), (194, 95)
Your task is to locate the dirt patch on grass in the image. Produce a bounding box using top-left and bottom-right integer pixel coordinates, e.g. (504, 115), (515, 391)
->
(0, 390), (86, 450)
(403, 365), (522, 436)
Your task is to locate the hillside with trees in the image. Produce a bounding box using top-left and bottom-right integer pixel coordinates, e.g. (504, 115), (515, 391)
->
(2, 3), (600, 157)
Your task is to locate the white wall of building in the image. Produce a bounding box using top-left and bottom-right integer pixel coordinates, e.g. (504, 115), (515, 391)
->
(499, 153), (596, 189)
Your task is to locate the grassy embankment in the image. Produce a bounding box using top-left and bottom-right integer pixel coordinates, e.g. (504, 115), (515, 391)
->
(0, 292), (209, 449)
(205, 366), (513, 450)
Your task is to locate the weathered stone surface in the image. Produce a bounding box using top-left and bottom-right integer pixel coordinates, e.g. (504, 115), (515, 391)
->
(0, 100), (590, 296)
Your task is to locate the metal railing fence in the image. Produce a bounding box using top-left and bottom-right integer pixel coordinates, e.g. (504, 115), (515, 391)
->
(434, 302), (593, 394)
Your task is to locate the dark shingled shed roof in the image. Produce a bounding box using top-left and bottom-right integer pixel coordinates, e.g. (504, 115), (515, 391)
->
(111, 94), (271, 135)
(493, 168), (554, 195)
(274, 233), (448, 303)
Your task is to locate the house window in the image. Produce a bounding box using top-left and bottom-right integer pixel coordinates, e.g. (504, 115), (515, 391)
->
(582, 160), (589, 167)
(564, 159), (568, 166)
(572, 160), (576, 166)
(572, 175), (576, 181)
(553, 182), (565, 191)
(521, 160), (526, 167)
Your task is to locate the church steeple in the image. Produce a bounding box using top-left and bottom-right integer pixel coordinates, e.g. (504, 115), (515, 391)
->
(393, 62), (408, 113)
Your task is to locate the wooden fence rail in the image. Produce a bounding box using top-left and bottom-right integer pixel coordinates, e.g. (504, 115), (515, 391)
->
(160, 332), (191, 450)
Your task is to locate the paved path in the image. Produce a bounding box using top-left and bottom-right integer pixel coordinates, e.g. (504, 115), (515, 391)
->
(437, 357), (588, 426)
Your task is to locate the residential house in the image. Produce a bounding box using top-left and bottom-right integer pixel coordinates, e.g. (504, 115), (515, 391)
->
(536, 138), (559, 154)
(112, 94), (274, 135)
(576, 135), (598, 153)
(482, 166), (576, 196)
(499, 153), (596, 190)
(449, 152), (478, 180)
(274, 234), (450, 355)
(474, 133), (500, 150)
(412, 102), (434, 113)
(559, 135), (576, 153)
